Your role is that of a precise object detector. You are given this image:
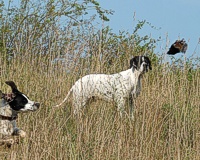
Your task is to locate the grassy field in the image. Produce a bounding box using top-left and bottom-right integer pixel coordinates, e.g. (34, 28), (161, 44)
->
(0, 50), (199, 160)
(0, 0), (199, 159)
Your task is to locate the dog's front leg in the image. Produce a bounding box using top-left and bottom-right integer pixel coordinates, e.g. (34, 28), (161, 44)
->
(116, 98), (125, 118)
(129, 93), (134, 120)
(12, 128), (26, 138)
(12, 120), (26, 137)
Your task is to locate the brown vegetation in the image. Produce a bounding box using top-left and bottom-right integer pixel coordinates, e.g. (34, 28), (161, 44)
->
(0, 49), (199, 159)
(0, 0), (199, 159)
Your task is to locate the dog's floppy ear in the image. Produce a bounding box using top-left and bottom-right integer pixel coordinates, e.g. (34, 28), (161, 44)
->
(145, 56), (152, 70)
(5, 81), (19, 93)
(130, 57), (138, 69)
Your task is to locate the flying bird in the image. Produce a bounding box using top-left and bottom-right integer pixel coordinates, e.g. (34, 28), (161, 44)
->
(167, 39), (188, 55)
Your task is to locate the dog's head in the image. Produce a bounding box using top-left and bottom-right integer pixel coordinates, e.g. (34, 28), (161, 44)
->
(130, 56), (152, 73)
(0, 81), (40, 112)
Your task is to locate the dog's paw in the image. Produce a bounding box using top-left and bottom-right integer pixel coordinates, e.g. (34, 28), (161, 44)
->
(6, 139), (15, 148)
(0, 138), (15, 148)
(18, 130), (26, 138)
(13, 129), (26, 138)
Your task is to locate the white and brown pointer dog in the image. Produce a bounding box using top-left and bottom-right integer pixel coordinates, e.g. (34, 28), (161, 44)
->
(54, 56), (152, 118)
(0, 81), (40, 146)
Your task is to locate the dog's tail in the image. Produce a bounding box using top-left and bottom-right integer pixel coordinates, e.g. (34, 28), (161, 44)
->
(53, 87), (73, 108)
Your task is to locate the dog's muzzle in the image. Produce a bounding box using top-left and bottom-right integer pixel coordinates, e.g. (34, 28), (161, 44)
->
(31, 102), (40, 111)
(34, 102), (40, 108)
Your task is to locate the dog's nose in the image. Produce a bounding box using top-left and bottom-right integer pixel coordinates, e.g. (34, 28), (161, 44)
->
(34, 102), (40, 108)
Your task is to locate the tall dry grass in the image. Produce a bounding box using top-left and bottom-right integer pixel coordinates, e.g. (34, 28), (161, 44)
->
(0, 43), (199, 160)
(0, 1), (198, 159)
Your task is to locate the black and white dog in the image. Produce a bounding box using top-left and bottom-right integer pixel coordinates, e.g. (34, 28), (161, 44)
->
(0, 81), (40, 146)
(54, 56), (152, 117)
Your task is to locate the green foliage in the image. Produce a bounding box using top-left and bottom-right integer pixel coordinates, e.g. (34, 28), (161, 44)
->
(80, 23), (158, 73)
(0, 0), (113, 61)
(0, 0), (161, 76)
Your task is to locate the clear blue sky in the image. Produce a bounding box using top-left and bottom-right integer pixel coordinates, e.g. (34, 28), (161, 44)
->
(5, 0), (200, 59)
(97, 0), (200, 58)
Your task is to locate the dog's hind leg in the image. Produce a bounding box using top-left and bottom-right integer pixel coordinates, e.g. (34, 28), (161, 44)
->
(116, 98), (125, 118)
(73, 99), (87, 116)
